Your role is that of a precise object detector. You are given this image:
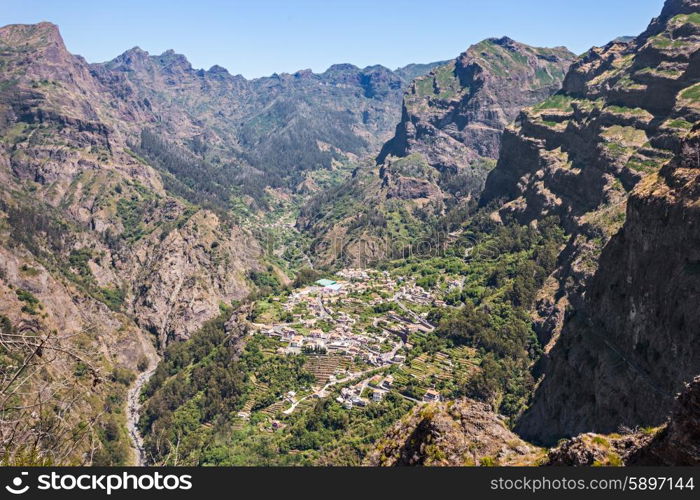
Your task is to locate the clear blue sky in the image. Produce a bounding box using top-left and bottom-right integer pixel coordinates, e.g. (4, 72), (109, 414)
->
(2, 0), (664, 78)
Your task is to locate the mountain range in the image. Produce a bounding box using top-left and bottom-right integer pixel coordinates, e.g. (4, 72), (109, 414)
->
(0, 0), (698, 467)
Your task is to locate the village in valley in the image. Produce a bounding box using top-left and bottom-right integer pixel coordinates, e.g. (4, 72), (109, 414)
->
(237, 268), (478, 427)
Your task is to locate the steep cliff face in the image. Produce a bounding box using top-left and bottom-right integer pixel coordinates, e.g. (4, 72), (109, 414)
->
(517, 126), (700, 443)
(481, 0), (700, 352)
(300, 39), (575, 268)
(629, 376), (700, 465)
(490, 0), (700, 444)
(0, 23), (267, 462)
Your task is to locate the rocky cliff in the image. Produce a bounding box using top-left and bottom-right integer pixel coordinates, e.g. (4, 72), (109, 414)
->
(0, 22), (262, 346)
(481, 0), (700, 349)
(630, 376), (700, 465)
(380, 38), (574, 175)
(502, 0), (700, 444)
(517, 124), (700, 443)
(378, 38), (574, 205)
(0, 22), (263, 463)
(546, 376), (700, 466)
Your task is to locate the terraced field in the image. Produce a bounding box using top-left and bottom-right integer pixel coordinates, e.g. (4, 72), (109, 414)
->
(304, 354), (352, 386)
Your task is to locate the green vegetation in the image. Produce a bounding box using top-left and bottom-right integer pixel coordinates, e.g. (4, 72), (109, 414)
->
(139, 302), (418, 465)
(533, 93), (574, 112)
(94, 368), (137, 465)
(603, 142), (632, 159)
(604, 105), (652, 118)
(381, 214), (566, 418)
(98, 287), (125, 311)
(600, 125), (647, 147)
(248, 269), (282, 294)
(626, 157), (663, 174)
(68, 248), (94, 281)
(15, 288), (41, 315)
(665, 118), (693, 130)
(140, 312), (318, 464)
(679, 83), (700, 103)
(650, 34), (689, 50)
(116, 196), (148, 242)
(671, 13), (700, 25)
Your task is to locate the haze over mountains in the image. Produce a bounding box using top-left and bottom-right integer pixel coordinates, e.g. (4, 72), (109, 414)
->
(0, 0), (698, 467)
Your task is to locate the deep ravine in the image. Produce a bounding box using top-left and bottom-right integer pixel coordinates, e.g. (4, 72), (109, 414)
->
(126, 358), (159, 466)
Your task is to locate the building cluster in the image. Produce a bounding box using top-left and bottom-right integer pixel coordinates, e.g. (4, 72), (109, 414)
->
(251, 269), (445, 412)
(256, 270), (439, 365)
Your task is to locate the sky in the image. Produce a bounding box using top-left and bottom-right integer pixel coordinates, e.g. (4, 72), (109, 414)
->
(2, 0), (665, 79)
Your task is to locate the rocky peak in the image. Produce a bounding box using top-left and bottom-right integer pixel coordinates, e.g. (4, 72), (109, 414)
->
(379, 37), (575, 182)
(207, 64), (229, 74)
(0, 21), (65, 50)
(0, 21), (84, 83)
(491, 35), (516, 46)
(292, 68), (315, 79)
(155, 49), (193, 74)
(641, 0), (700, 39)
(120, 46), (149, 59)
(359, 65), (403, 98)
(108, 46), (151, 71)
(299, 39), (574, 269)
(325, 62), (361, 73)
(321, 63), (363, 85)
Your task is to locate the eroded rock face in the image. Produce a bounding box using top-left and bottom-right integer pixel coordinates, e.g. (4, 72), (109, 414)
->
(379, 37), (576, 199)
(517, 128), (700, 443)
(0, 22), (270, 462)
(455, 0), (700, 444)
(546, 433), (651, 466)
(126, 212), (261, 346)
(0, 22), (264, 347)
(365, 400), (542, 466)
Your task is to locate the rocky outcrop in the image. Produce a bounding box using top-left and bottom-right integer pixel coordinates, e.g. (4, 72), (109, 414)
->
(630, 376), (700, 465)
(546, 433), (651, 466)
(365, 400), (543, 466)
(126, 212), (261, 346)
